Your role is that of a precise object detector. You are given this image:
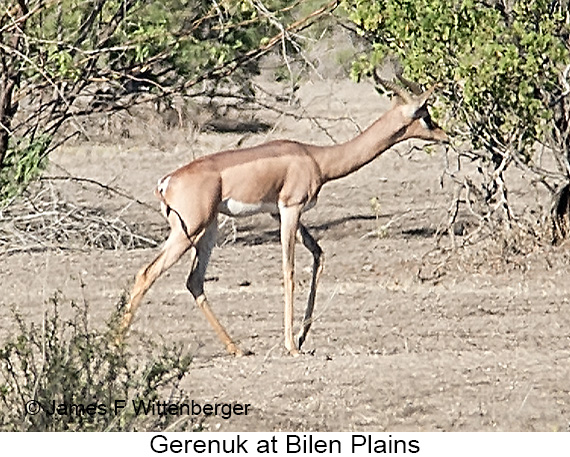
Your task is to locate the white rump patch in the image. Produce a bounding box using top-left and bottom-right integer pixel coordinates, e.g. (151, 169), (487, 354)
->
(156, 176), (172, 218)
(157, 175), (171, 196)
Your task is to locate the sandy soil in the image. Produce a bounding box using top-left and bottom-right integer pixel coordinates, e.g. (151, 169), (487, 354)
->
(1, 79), (569, 432)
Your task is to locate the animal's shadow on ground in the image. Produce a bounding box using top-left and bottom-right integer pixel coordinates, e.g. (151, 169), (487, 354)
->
(229, 213), (436, 246)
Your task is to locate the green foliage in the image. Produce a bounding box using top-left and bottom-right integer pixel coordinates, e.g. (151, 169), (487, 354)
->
(342, 0), (570, 235)
(0, 135), (50, 204)
(343, 0), (569, 157)
(0, 295), (193, 431)
(23, 0), (312, 87)
(1, 0), (335, 206)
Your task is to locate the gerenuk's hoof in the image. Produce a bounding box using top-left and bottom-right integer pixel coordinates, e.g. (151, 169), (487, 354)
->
(227, 344), (253, 357)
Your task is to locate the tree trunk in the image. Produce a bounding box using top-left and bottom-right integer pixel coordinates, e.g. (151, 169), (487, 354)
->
(551, 182), (570, 244)
(0, 1), (29, 169)
(0, 76), (15, 169)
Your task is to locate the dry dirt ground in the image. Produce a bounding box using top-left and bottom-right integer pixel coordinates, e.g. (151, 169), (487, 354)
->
(1, 80), (569, 432)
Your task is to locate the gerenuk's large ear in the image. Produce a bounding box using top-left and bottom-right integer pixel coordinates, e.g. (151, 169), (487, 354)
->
(395, 74), (423, 96)
(416, 85), (436, 109)
(373, 69), (440, 118)
(373, 68), (413, 104)
(405, 85), (437, 119)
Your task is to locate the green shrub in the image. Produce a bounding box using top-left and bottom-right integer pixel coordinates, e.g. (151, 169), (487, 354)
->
(0, 294), (193, 431)
(0, 135), (50, 204)
(342, 0), (570, 238)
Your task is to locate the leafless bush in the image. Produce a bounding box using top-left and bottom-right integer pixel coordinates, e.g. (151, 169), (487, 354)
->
(0, 178), (161, 256)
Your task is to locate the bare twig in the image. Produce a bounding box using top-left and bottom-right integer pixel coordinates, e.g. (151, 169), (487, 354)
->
(0, 179), (161, 256)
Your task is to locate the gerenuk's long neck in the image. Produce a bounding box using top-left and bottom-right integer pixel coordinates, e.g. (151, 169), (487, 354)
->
(309, 108), (411, 183)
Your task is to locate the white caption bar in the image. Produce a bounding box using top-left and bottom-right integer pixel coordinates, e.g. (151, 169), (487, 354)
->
(2, 431), (567, 456)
